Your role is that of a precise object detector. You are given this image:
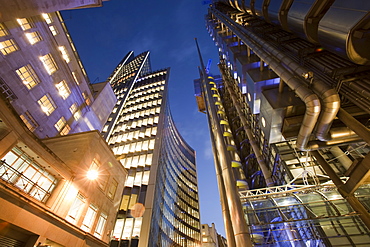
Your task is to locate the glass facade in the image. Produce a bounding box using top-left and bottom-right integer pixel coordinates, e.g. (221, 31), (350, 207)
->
(149, 106), (201, 247)
(105, 52), (200, 247)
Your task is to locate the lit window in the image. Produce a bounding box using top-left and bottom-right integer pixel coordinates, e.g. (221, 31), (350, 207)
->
(17, 18), (32, 30)
(107, 179), (118, 200)
(15, 64), (40, 89)
(58, 46), (70, 63)
(55, 80), (71, 99)
(0, 23), (8, 37)
(54, 116), (66, 131)
(25, 31), (42, 45)
(0, 39), (19, 55)
(72, 71), (79, 85)
(39, 53), (57, 75)
(60, 124), (71, 135)
(20, 111), (38, 131)
(82, 91), (91, 105)
(94, 212), (107, 238)
(69, 103), (78, 114)
(1, 146), (58, 202)
(81, 204), (98, 232)
(37, 94), (56, 116)
(42, 13), (53, 24)
(67, 193), (85, 224)
(48, 25), (58, 36)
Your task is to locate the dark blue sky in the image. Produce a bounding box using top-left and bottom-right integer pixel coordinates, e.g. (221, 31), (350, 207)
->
(61, 0), (225, 236)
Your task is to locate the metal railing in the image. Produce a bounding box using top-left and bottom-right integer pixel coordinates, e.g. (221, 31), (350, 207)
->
(0, 160), (51, 203)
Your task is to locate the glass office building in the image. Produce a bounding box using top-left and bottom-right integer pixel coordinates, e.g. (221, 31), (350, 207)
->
(196, 1), (370, 246)
(104, 51), (201, 247)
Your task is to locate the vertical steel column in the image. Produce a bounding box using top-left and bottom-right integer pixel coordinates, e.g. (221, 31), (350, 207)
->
(219, 61), (274, 187)
(195, 39), (252, 246)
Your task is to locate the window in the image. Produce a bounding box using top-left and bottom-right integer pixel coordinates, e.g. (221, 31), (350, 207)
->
(60, 124), (71, 136)
(39, 53), (57, 75)
(15, 64), (40, 89)
(72, 71), (79, 85)
(107, 179), (118, 199)
(69, 103), (78, 114)
(58, 46), (70, 63)
(55, 80), (71, 99)
(20, 111), (38, 131)
(0, 146), (58, 202)
(17, 18), (32, 30)
(0, 23), (8, 37)
(54, 116), (66, 131)
(67, 193), (85, 224)
(0, 39), (19, 55)
(82, 91), (91, 105)
(81, 204), (98, 232)
(25, 31), (42, 45)
(48, 25), (58, 36)
(42, 13), (53, 24)
(94, 212), (107, 238)
(38, 94), (56, 116)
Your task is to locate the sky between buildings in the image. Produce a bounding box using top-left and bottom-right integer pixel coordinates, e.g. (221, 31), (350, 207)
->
(61, 0), (226, 236)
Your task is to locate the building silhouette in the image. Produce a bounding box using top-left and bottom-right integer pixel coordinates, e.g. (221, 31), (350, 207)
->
(196, 1), (370, 246)
(104, 51), (201, 247)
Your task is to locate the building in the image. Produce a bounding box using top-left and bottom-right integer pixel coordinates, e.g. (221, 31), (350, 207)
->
(196, 1), (370, 246)
(0, 4), (126, 247)
(0, 85), (126, 246)
(0, 11), (116, 139)
(0, 0), (109, 22)
(201, 223), (227, 247)
(103, 51), (201, 247)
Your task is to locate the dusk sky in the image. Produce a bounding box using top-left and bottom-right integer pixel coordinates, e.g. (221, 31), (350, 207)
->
(61, 0), (226, 236)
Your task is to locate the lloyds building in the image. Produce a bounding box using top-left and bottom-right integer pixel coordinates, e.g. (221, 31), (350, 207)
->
(102, 51), (201, 247)
(196, 1), (370, 246)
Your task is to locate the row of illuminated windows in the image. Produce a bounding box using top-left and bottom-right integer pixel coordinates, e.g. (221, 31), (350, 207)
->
(113, 217), (142, 240)
(160, 155), (199, 208)
(159, 198), (200, 243)
(122, 99), (162, 114)
(125, 92), (162, 109)
(164, 162), (199, 208)
(111, 138), (156, 155)
(121, 107), (161, 123)
(128, 86), (163, 102)
(103, 109), (159, 134)
(124, 169), (150, 187)
(130, 81), (165, 97)
(110, 125), (157, 144)
(119, 153), (153, 169)
(0, 146), (58, 203)
(165, 137), (197, 179)
(162, 188), (200, 226)
(66, 193), (108, 239)
(136, 71), (166, 82)
(165, 142), (198, 188)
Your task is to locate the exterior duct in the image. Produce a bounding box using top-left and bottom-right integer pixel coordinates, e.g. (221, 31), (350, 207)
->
(218, 61), (275, 187)
(211, 8), (321, 151)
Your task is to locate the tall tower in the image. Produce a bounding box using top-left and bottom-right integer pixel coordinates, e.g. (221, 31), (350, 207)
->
(197, 1), (370, 246)
(103, 51), (201, 247)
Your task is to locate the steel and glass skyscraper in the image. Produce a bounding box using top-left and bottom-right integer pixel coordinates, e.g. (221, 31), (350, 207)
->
(103, 51), (201, 247)
(196, 1), (370, 246)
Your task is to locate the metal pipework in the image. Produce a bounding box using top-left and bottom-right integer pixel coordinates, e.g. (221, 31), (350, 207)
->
(219, 61), (275, 187)
(210, 8), (320, 150)
(195, 40), (252, 246)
